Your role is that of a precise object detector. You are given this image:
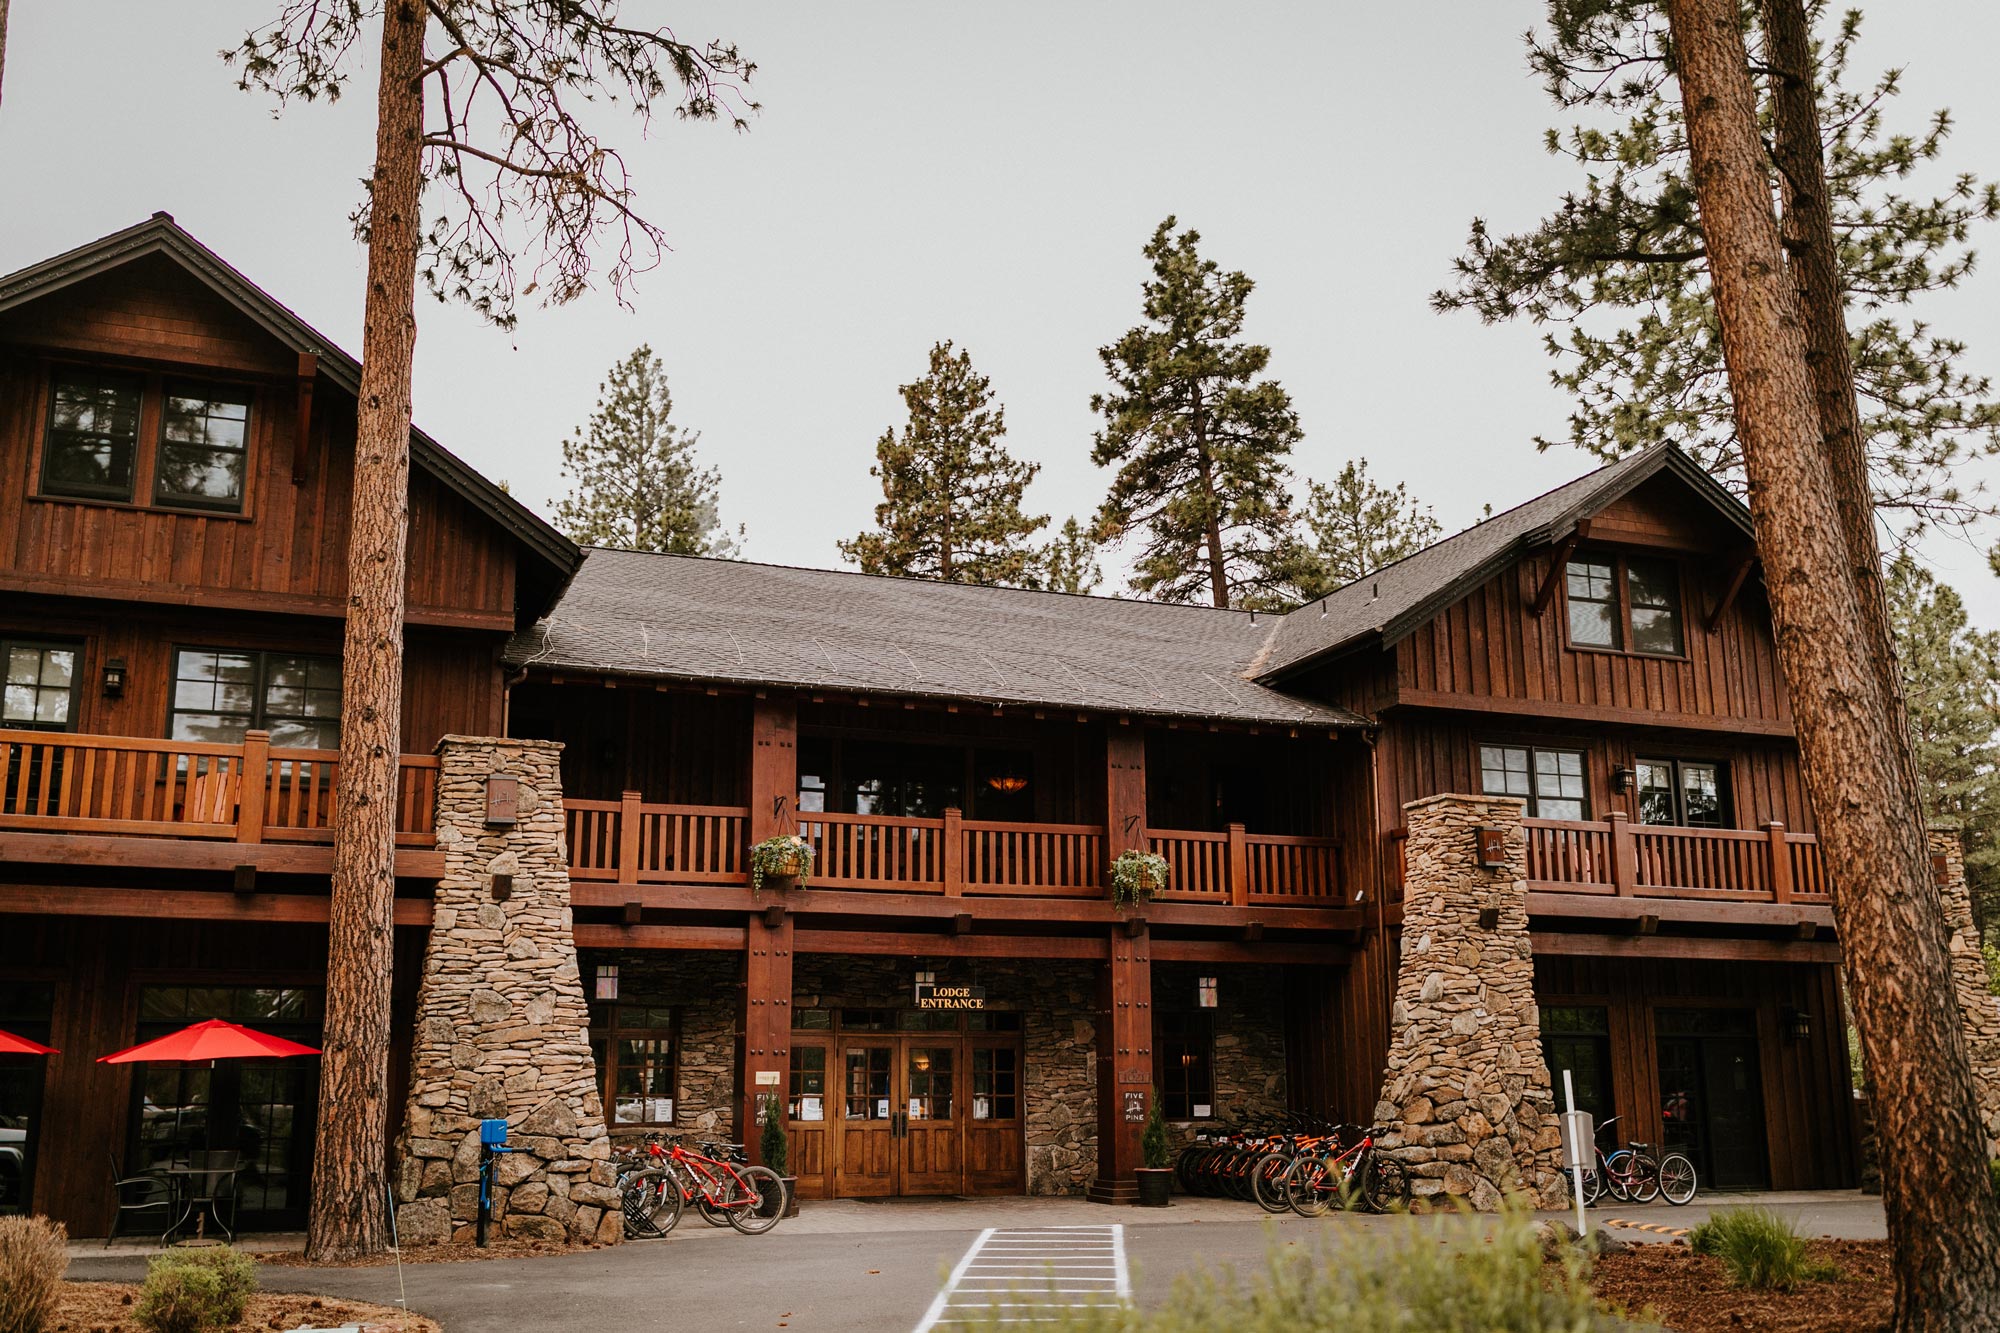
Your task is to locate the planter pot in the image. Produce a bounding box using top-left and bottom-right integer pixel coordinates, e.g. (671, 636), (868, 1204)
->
(780, 1177), (801, 1219)
(1134, 1167), (1173, 1208)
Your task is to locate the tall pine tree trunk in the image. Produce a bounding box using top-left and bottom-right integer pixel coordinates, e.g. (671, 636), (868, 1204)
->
(1664, 0), (2000, 1323)
(307, 0), (427, 1265)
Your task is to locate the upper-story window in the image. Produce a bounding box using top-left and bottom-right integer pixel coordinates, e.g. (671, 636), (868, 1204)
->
(168, 648), (341, 750)
(1637, 758), (1726, 827)
(1480, 743), (1587, 820)
(1565, 554), (1684, 656)
(2, 641), (80, 732)
(39, 369), (252, 514)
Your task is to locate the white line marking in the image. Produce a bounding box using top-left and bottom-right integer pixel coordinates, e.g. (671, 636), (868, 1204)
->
(914, 1225), (1131, 1332)
(912, 1228), (995, 1333)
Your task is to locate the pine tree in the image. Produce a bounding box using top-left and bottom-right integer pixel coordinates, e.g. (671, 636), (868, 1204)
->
(1436, 3), (2000, 551)
(1290, 460), (1442, 601)
(1091, 218), (1301, 609)
(838, 340), (1047, 586)
(1035, 517), (1103, 596)
(552, 346), (739, 556)
(1889, 557), (2000, 938)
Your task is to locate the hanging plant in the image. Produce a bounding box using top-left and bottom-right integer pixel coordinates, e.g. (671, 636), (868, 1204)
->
(751, 834), (814, 891)
(1110, 849), (1169, 906)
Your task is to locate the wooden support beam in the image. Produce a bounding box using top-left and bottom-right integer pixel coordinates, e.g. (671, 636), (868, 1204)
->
(1088, 929), (1152, 1203)
(291, 351), (318, 483)
(233, 864), (257, 895)
(793, 930), (1109, 960)
(1531, 522), (1589, 616)
(0, 883), (432, 926)
(622, 900), (642, 926)
(1149, 939), (1348, 966)
(1527, 891), (1834, 930)
(571, 923), (748, 951)
(1388, 689), (1796, 737)
(740, 910), (794, 1160)
(1530, 931), (1841, 964)
(1707, 549), (1757, 633)
(0, 831), (443, 879)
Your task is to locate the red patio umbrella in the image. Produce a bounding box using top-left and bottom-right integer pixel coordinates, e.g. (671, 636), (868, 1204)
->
(97, 1018), (320, 1065)
(0, 1028), (57, 1055)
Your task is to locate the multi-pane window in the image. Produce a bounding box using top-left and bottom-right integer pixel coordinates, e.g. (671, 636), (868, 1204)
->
(1564, 554), (1685, 656)
(1157, 1010), (1216, 1121)
(1, 642), (78, 732)
(592, 1005), (677, 1126)
(788, 1046), (827, 1122)
(844, 1046), (892, 1121)
(41, 371), (143, 501)
(1637, 759), (1725, 827)
(971, 1048), (1018, 1121)
(156, 387), (251, 512)
(169, 649), (341, 750)
(1479, 744), (1587, 820)
(1541, 1005), (1613, 1129)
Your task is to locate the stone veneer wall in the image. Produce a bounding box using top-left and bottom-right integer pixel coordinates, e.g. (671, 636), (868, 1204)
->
(577, 951), (739, 1142)
(1152, 962), (1288, 1157)
(1932, 829), (2000, 1159)
(391, 738), (621, 1246)
(789, 956), (1099, 1195)
(1374, 794), (1567, 1210)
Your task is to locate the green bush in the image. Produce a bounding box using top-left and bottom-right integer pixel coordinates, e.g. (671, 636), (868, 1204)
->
(1686, 1207), (1837, 1291)
(1140, 1092), (1171, 1171)
(0, 1215), (68, 1333)
(956, 1205), (1644, 1332)
(135, 1246), (257, 1333)
(761, 1095), (789, 1178)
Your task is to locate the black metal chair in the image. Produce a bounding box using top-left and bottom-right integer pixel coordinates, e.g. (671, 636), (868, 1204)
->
(106, 1151), (174, 1247)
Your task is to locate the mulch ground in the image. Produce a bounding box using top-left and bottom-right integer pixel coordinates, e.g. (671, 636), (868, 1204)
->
(54, 1281), (441, 1333)
(1583, 1238), (1892, 1332)
(254, 1238), (607, 1267)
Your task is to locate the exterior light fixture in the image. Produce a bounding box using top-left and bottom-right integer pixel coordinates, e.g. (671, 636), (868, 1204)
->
(985, 775), (1028, 795)
(1197, 977), (1218, 1009)
(1784, 1007), (1811, 1042)
(102, 658), (127, 696)
(595, 963), (619, 1001)
(1613, 766), (1638, 794)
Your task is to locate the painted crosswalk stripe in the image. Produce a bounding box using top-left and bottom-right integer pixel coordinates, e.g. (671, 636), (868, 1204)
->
(913, 1225), (1131, 1332)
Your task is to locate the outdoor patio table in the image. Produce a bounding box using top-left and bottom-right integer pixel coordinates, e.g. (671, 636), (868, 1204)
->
(160, 1161), (242, 1243)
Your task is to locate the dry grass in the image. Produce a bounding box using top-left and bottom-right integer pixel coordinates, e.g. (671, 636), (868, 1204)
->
(51, 1282), (439, 1333)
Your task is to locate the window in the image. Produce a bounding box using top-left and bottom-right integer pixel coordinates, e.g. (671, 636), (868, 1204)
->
(1637, 759), (1726, 828)
(155, 386), (251, 512)
(169, 649), (341, 750)
(1, 641), (79, 732)
(1540, 1005), (1613, 1130)
(788, 1045), (827, 1122)
(592, 1005), (678, 1126)
(1564, 554), (1685, 656)
(41, 371), (143, 501)
(796, 735), (1037, 821)
(1479, 744), (1587, 820)
(1157, 1010), (1215, 1121)
(971, 1047), (1018, 1121)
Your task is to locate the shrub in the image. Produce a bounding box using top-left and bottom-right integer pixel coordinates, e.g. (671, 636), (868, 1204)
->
(1140, 1093), (1171, 1171)
(1686, 1207), (1837, 1291)
(761, 1095), (789, 1178)
(0, 1215), (68, 1333)
(135, 1246), (257, 1333)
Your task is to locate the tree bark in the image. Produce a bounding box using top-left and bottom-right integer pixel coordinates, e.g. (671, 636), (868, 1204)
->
(307, 0), (427, 1265)
(0, 0), (12, 108)
(1664, 1), (2000, 1324)
(1190, 391), (1228, 608)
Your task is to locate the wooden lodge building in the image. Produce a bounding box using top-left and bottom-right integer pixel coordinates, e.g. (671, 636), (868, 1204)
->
(0, 217), (1875, 1235)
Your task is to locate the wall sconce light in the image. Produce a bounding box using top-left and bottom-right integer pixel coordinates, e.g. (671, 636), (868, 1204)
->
(1784, 1006), (1811, 1042)
(1197, 976), (1218, 1009)
(490, 872), (513, 902)
(1613, 767), (1638, 794)
(1473, 825), (1508, 868)
(595, 963), (619, 1001)
(102, 658), (127, 697)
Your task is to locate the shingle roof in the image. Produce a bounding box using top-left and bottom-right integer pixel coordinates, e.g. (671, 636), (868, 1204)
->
(1254, 445), (1751, 679)
(507, 550), (1369, 728)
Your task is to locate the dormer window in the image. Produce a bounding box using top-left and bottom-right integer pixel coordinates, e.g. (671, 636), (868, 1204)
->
(38, 368), (251, 514)
(1564, 553), (1684, 656)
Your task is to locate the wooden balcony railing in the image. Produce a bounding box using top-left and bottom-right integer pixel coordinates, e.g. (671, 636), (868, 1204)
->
(0, 727), (438, 847)
(1524, 813), (1827, 903)
(560, 796), (1340, 905)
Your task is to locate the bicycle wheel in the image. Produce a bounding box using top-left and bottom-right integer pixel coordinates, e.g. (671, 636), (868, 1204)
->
(1578, 1164), (1604, 1206)
(723, 1164), (786, 1235)
(1657, 1153), (1698, 1205)
(621, 1169), (679, 1239)
(1285, 1158), (1334, 1217)
(1250, 1153), (1293, 1214)
(1627, 1153), (1662, 1203)
(1601, 1150), (1635, 1203)
(1362, 1157), (1410, 1214)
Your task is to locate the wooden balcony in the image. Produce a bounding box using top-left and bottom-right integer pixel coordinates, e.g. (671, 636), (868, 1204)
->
(0, 727), (439, 850)
(1523, 813), (1828, 904)
(562, 793), (1343, 907)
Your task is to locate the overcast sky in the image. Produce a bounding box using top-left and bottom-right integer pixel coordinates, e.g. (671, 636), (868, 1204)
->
(6, 3), (2000, 625)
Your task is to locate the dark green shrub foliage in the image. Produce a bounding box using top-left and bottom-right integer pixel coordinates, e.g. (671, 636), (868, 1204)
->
(1687, 1207), (1838, 1291)
(0, 1215), (68, 1333)
(1141, 1093), (1171, 1170)
(135, 1246), (257, 1333)
(761, 1095), (789, 1178)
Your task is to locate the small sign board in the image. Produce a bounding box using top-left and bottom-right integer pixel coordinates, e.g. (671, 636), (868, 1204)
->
(485, 776), (519, 828)
(914, 977), (986, 1010)
(1123, 1090), (1146, 1123)
(755, 1070), (782, 1087)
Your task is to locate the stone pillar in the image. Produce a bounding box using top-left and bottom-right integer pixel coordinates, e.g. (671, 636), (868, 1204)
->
(1931, 828), (2000, 1159)
(390, 737), (621, 1247)
(1374, 793), (1566, 1210)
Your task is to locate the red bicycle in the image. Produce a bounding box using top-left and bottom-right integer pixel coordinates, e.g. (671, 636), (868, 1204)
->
(620, 1134), (785, 1237)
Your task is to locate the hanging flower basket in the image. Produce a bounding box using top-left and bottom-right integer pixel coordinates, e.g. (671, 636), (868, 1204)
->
(1110, 850), (1169, 906)
(751, 835), (814, 891)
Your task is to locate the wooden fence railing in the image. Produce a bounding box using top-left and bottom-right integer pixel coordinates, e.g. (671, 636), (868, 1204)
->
(564, 792), (750, 883)
(0, 728), (437, 846)
(1523, 813), (1826, 903)
(1149, 825), (1343, 906)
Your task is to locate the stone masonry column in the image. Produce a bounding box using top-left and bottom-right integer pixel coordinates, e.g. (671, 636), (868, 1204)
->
(1374, 793), (1566, 1210)
(390, 737), (621, 1247)
(1931, 828), (2000, 1159)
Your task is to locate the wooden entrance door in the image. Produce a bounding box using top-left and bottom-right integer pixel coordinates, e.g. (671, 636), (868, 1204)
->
(835, 1039), (896, 1196)
(900, 1042), (961, 1194)
(964, 1036), (1025, 1194)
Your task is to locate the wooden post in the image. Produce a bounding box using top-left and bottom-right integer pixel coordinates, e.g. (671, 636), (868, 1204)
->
(1608, 811), (1638, 896)
(1765, 821), (1793, 904)
(1227, 823), (1249, 907)
(750, 698), (799, 846)
(618, 789), (643, 883)
(236, 730), (269, 844)
(1105, 727), (1147, 896)
(1087, 925), (1153, 1204)
(942, 807), (964, 897)
(739, 908), (794, 1163)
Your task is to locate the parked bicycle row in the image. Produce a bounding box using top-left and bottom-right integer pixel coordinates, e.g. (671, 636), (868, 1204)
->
(615, 1133), (786, 1238)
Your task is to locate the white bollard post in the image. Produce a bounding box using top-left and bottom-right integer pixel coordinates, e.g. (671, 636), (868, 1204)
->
(1562, 1069), (1589, 1239)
